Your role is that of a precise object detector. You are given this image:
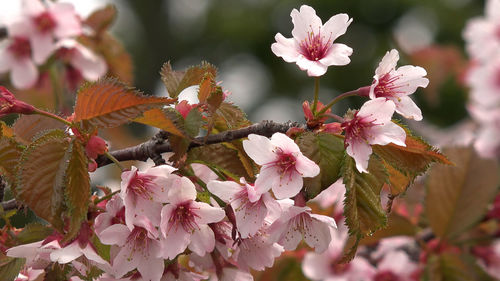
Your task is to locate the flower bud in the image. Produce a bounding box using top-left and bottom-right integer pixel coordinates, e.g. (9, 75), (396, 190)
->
(85, 135), (108, 159)
(0, 86), (35, 117)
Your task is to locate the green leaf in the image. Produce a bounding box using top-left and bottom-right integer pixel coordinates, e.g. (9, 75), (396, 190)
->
(84, 4), (116, 33)
(425, 146), (499, 240)
(184, 109), (203, 138)
(160, 61), (217, 98)
(15, 223), (53, 244)
(424, 253), (497, 281)
(0, 256), (25, 281)
(214, 102), (252, 131)
(16, 130), (70, 231)
(341, 155), (388, 260)
(188, 143), (253, 179)
(296, 132), (345, 200)
(64, 139), (90, 241)
(73, 78), (174, 128)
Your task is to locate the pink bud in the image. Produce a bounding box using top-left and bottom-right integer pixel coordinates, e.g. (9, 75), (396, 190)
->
(0, 86), (35, 117)
(302, 101), (314, 122)
(175, 100), (196, 118)
(322, 122), (342, 134)
(85, 135), (108, 159)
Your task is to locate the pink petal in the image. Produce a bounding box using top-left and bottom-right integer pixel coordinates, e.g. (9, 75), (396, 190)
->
(295, 154), (320, 178)
(291, 5), (322, 40)
(188, 224), (216, 256)
(137, 252), (164, 281)
(393, 96), (423, 121)
(11, 58), (38, 89)
(296, 57), (328, 77)
(272, 170), (303, 199)
(321, 13), (352, 42)
(30, 33), (54, 64)
(393, 65), (429, 94)
(243, 134), (276, 165)
(192, 201), (225, 224)
(271, 33), (300, 63)
(22, 0), (45, 16)
(191, 163), (217, 183)
(70, 44), (107, 81)
(346, 139), (372, 173)
(126, 199), (162, 230)
(0, 48), (13, 73)
(50, 241), (82, 263)
(254, 166), (280, 195)
(319, 43), (353, 66)
(207, 180), (241, 202)
(51, 3), (82, 38)
(358, 98), (395, 123)
(302, 251), (332, 280)
(375, 49), (399, 77)
(305, 216), (335, 253)
(234, 199), (267, 238)
(6, 241), (43, 258)
(160, 226), (190, 259)
(166, 175), (197, 204)
(278, 224), (302, 251)
(112, 245), (140, 278)
(369, 122), (406, 147)
(80, 243), (108, 265)
(270, 132), (300, 154)
(98, 224), (130, 246)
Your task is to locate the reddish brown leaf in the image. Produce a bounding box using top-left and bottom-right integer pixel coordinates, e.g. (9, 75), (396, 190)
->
(134, 108), (184, 137)
(12, 114), (66, 144)
(160, 61), (217, 98)
(85, 4), (116, 33)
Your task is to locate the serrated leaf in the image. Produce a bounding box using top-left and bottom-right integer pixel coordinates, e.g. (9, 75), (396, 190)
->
(425, 146), (499, 240)
(0, 255), (25, 281)
(214, 102), (251, 131)
(383, 160), (412, 196)
(64, 140), (90, 241)
(0, 121), (14, 138)
(16, 130), (70, 231)
(198, 72), (217, 104)
(12, 114), (66, 145)
(85, 4), (116, 33)
(188, 143), (252, 179)
(0, 136), (23, 185)
(15, 223), (53, 244)
(73, 79), (174, 128)
(373, 133), (451, 178)
(160, 61), (217, 98)
(184, 109), (203, 138)
(297, 132), (345, 200)
(133, 108), (184, 137)
(342, 155), (388, 260)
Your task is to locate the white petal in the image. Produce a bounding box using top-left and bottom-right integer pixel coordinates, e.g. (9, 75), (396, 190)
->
(278, 223), (302, 251)
(50, 242), (82, 263)
(254, 166), (281, 196)
(369, 122), (406, 147)
(357, 98), (395, 123)
(207, 180), (241, 203)
(319, 43), (353, 66)
(393, 96), (423, 121)
(243, 134), (276, 165)
(346, 139), (372, 173)
(271, 33), (300, 63)
(296, 57), (328, 77)
(375, 49), (399, 77)
(30, 33), (54, 64)
(295, 154), (320, 178)
(270, 132), (300, 153)
(22, 0), (45, 16)
(272, 170), (303, 199)
(112, 245), (140, 278)
(321, 13), (352, 42)
(393, 65), (429, 95)
(6, 241), (43, 258)
(188, 224), (216, 256)
(234, 199), (267, 238)
(291, 5), (322, 40)
(81, 244), (108, 265)
(98, 224), (130, 246)
(11, 58), (38, 89)
(192, 201), (225, 224)
(51, 3), (82, 38)
(303, 216), (333, 253)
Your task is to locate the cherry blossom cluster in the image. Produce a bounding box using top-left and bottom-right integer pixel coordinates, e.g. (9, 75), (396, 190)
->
(0, 0), (106, 89)
(463, 0), (500, 158)
(272, 5), (428, 172)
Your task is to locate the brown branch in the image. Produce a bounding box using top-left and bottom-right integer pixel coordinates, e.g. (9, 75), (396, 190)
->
(1, 199), (17, 211)
(96, 120), (302, 167)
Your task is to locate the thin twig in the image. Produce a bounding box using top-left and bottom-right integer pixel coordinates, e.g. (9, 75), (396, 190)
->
(1, 199), (17, 211)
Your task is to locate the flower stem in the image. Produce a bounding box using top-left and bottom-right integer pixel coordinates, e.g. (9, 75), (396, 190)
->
(104, 151), (125, 172)
(94, 190), (119, 205)
(49, 65), (63, 112)
(33, 108), (72, 126)
(318, 86), (370, 115)
(311, 77), (320, 114)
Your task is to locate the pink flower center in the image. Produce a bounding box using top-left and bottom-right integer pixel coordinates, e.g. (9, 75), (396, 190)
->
(33, 12), (57, 33)
(126, 227), (151, 259)
(341, 112), (377, 147)
(8, 37), (31, 59)
(168, 202), (201, 233)
(373, 270), (400, 281)
(330, 259), (351, 274)
(111, 206), (126, 225)
(273, 148), (297, 176)
(128, 173), (158, 200)
(299, 28), (332, 61)
(374, 73), (404, 98)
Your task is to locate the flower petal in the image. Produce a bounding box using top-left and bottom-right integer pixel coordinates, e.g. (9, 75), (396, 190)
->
(188, 224), (216, 256)
(207, 180), (241, 203)
(272, 170), (303, 199)
(98, 224), (130, 246)
(243, 134), (276, 165)
(271, 33), (300, 63)
(393, 96), (423, 121)
(192, 201), (225, 224)
(346, 139), (372, 173)
(319, 43), (353, 66)
(321, 13), (352, 42)
(11, 58), (38, 89)
(295, 154), (320, 178)
(270, 132), (300, 153)
(291, 5), (322, 40)
(30, 33), (54, 65)
(296, 57), (328, 77)
(369, 122), (406, 147)
(375, 49), (399, 78)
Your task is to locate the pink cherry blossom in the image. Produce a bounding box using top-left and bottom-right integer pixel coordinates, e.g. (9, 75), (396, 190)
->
(94, 194), (125, 235)
(268, 199), (336, 253)
(0, 22), (38, 89)
(120, 165), (175, 229)
(466, 54), (500, 108)
(159, 175), (225, 259)
(14, 268), (44, 281)
(369, 49), (429, 121)
(374, 250), (418, 281)
(312, 178), (346, 210)
(7, 239), (60, 269)
(56, 39), (107, 82)
(271, 5), (353, 76)
(98, 219), (164, 281)
(302, 224), (375, 281)
(243, 132), (320, 199)
(468, 104), (500, 157)
(463, 0), (500, 62)
(207, 178), (280, 238)
(341, 98), (406, 173)
(22, 0), (82, 64)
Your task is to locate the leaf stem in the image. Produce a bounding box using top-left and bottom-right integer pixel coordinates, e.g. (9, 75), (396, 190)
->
(103, 151), (125, 172)
(312, 77), (320, 114)
(94, 190), (120, 205)
(33, 108), (72, 126)
(318, 86), (371, 115)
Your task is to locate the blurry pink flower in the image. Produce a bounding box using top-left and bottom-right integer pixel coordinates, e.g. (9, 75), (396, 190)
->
(463, 0), (500, 62)
(371, 236), (415, 260)
(0, 22), (38, 89)
(56, 39), (107, 82)
(98, 219), (164, 281)
(312, 178), (346, 210)
(468, 104), (500, 158)
(271, 5), (353, 76)
(22, 0), (81, 64)
(268, 199), (336, 253)
(120, 165), (175, 229)
(302, 225), (375, 281)
(342, 98), (406, 173)
(466, 54), (500, 108)
(159, 175), (225, 259)
(207, 178), (280, 238)
(369, 49), (429, 121)
(374, 250), (418, 281)
(14, 268), (44, 281)
(243, 133), (320, 199)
